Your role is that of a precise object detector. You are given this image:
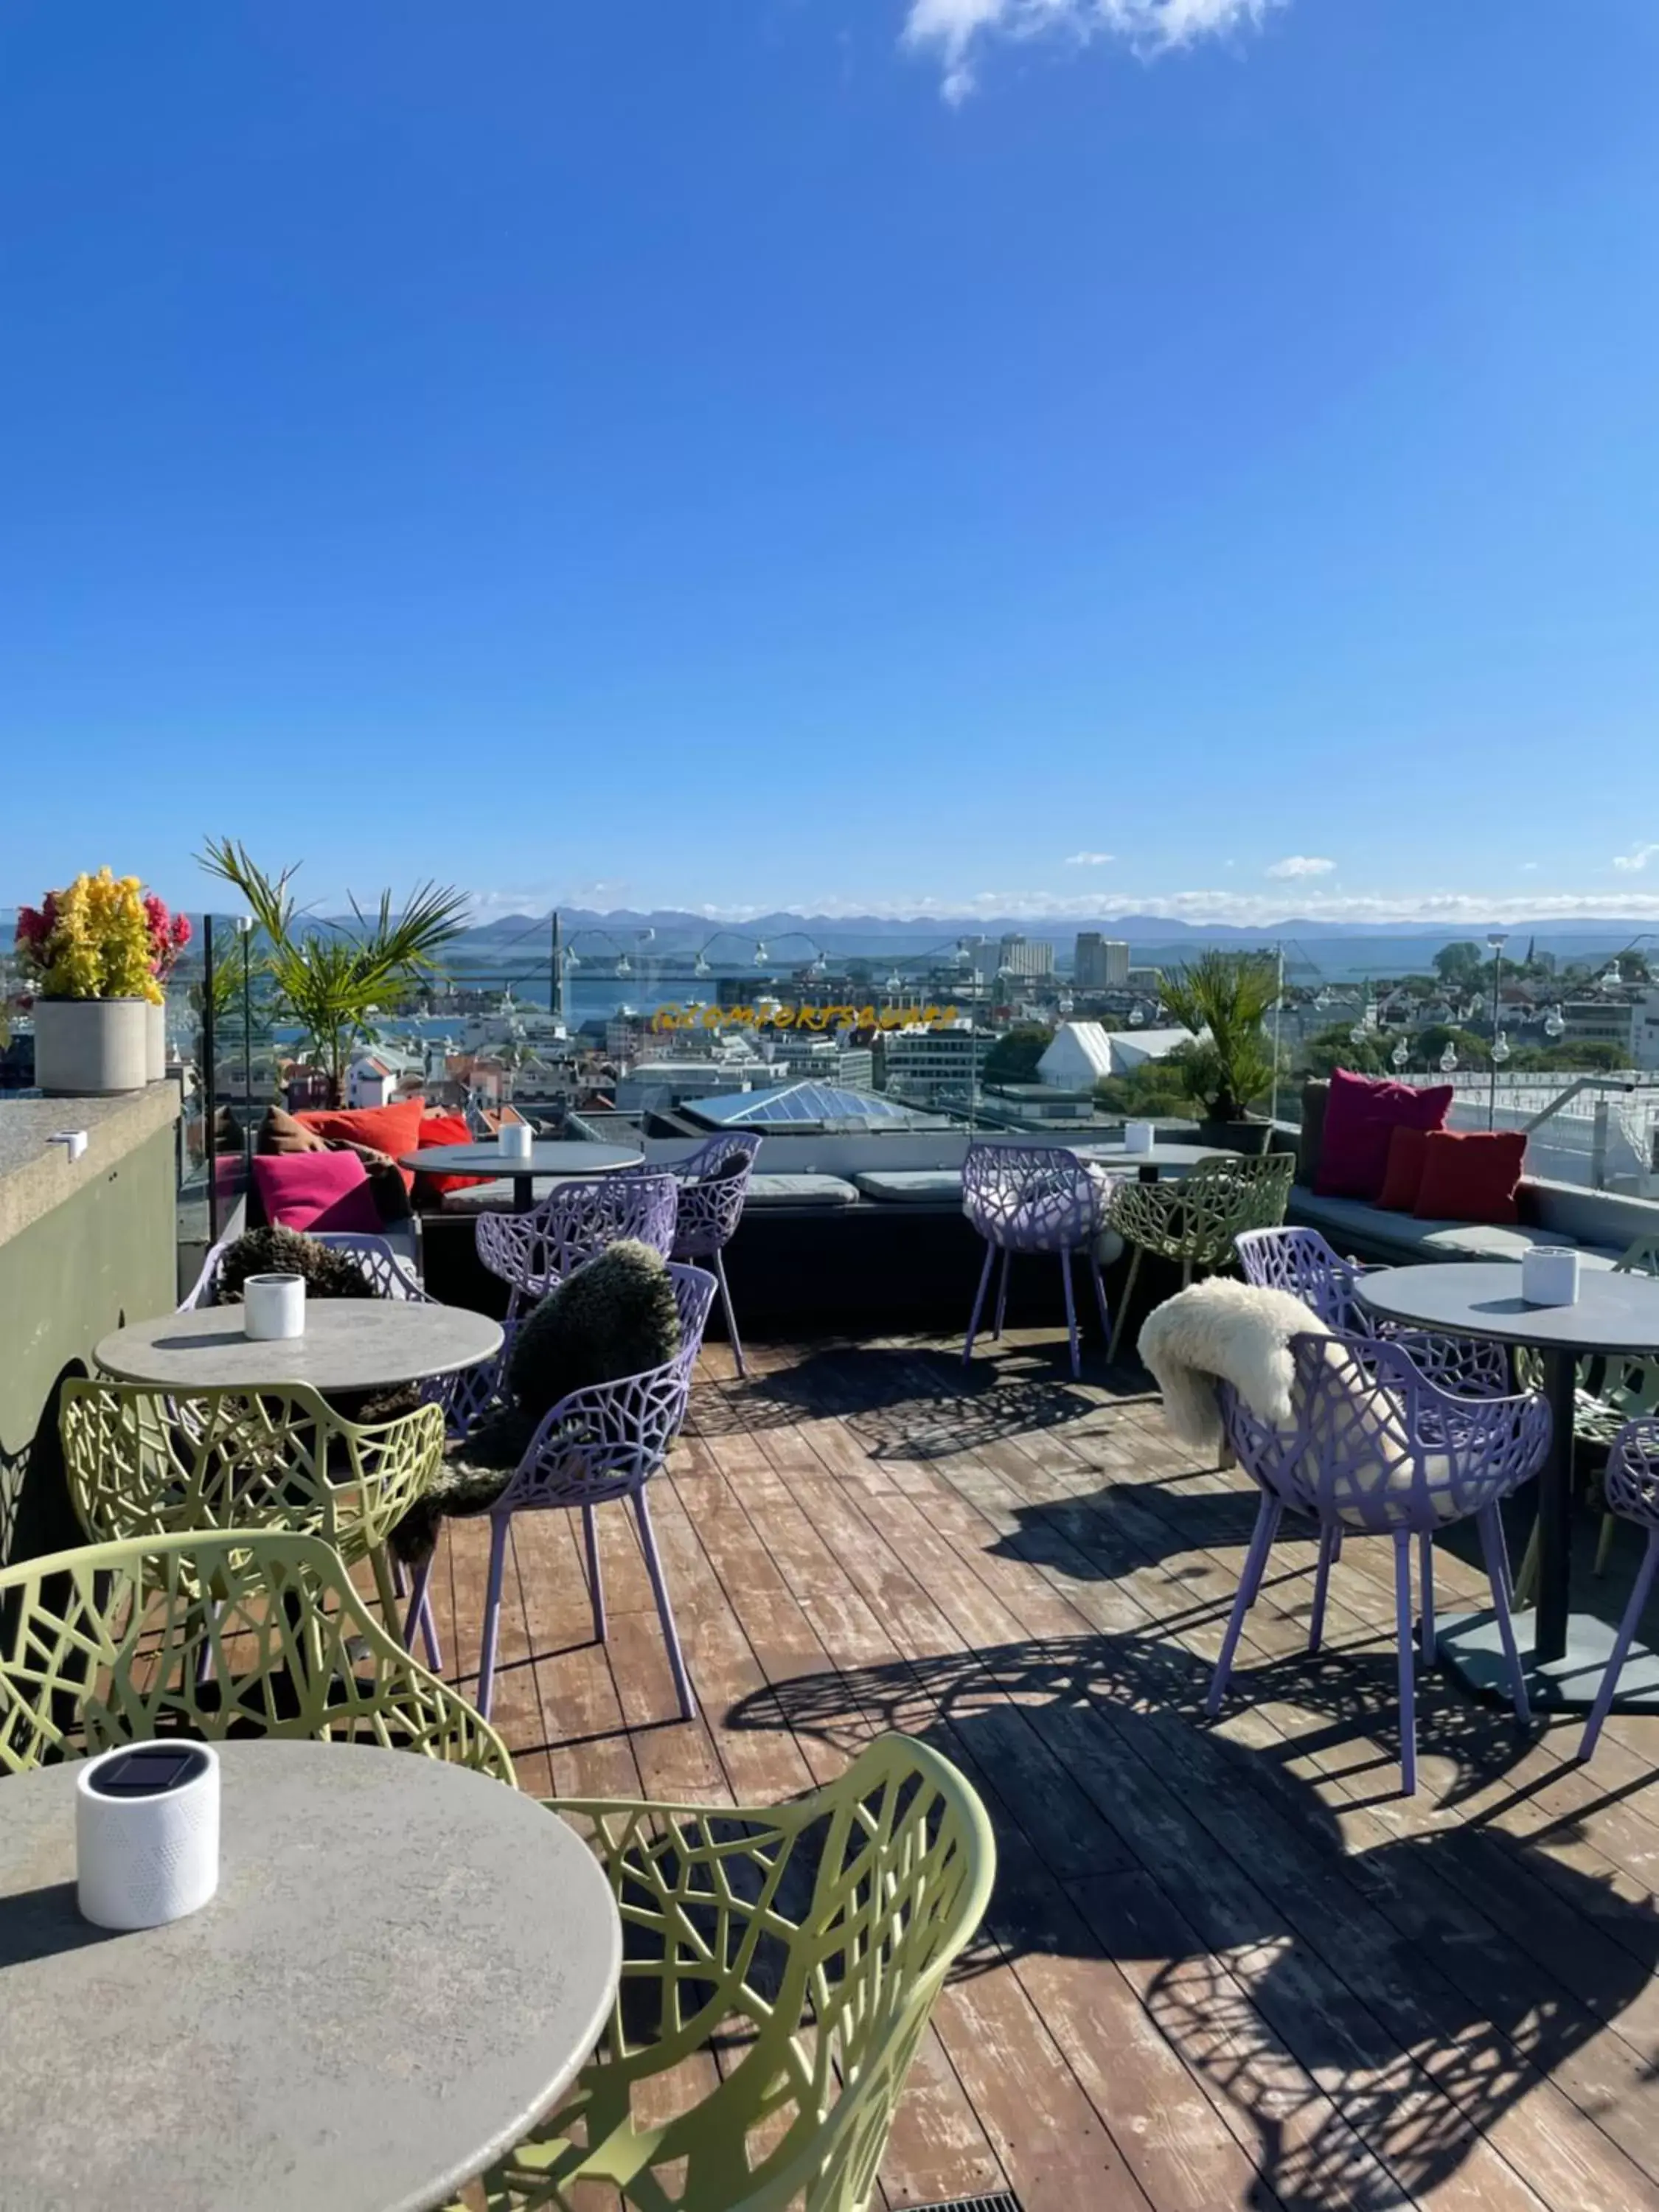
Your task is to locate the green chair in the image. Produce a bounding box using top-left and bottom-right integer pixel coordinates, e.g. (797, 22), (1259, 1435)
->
(60, 1379), (444, 1662)
(0, 1528), (512, 1783)
(451, 1733), (994, 2212)
(1106, 1150), (1295, 1364)
(1514, 1233), (1659, 1599)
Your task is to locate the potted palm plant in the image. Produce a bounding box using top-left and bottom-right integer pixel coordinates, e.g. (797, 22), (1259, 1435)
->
(1158, 950), (1281, 1155)
(14, 870), (161, 1095)
(198, 839), (468, 1108)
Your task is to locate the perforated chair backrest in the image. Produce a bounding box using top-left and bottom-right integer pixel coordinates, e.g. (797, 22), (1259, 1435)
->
(961, 1142), (1102, 1253)
(1234, 1225), (1363, 1329)
(476, 1172), (680, 1307)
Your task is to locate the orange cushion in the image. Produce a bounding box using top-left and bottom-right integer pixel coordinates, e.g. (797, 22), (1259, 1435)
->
(1413, 1130), (1527, 1225)
(414, 1110), (490, 1198)
(1377, 1125), (1432, 1212)
(295, 1099), (427, 1189)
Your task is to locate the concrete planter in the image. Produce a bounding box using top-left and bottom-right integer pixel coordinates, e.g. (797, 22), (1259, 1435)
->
(33, 998), (150, 1096)
(146, 999), (167, 1083)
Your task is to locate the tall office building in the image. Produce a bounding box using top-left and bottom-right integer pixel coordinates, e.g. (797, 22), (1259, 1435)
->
(1074, 933), (1130, 990)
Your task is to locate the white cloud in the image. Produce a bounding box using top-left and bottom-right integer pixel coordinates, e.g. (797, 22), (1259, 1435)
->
(1613, 844), (1659, 872)
(902, 0), (1287, 105)
(1265, 855), (1336, 880)
(1064, 851), (1114, 866)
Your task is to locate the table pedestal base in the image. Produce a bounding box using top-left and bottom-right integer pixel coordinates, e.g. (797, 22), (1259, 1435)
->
(1437, 1606), (1659, 1714)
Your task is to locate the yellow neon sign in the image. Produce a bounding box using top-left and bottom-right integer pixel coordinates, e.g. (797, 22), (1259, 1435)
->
(649, 1003), (961, 1034)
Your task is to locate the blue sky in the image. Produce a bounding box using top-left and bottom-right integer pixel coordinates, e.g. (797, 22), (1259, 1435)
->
(3, 0), (1657, 926)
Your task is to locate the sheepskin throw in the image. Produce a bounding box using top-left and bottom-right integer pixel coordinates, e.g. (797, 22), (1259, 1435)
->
(1138, 1279), (1330, 1456)
(212, 1225), (375, 1304)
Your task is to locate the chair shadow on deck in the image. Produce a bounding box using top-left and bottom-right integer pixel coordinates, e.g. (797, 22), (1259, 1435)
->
(728, 1630), (1659, 2212)
(689, 1340), (1146, 1457)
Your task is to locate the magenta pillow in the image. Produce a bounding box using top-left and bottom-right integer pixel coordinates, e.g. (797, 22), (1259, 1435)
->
(252, 1149), (382, 1234)
(1314, 1068), (1455, 1201)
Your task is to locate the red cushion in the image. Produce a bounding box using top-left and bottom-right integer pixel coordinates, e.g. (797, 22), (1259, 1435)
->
(414, 1110), (490, 1199)
(1413, 1130), (1528, 1225)
(295, 1099), (427, 1189)
(1376, 1125), (1432, 1212)
(251, 1150), (382, 1234)
(1314, 1069), (1454, 1200)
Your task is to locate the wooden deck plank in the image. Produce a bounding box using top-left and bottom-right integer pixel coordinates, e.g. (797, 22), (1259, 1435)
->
(424, 1329), (1659, 2212)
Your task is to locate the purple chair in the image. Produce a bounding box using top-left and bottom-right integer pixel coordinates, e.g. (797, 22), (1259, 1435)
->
(403, 1262), (717, 1722)
(1580, 1418), (1659, 1760)
(961, 1143), (1113, 1381)
(1209, 1330), (1547, 1794)
(1235, 1225), (1512, 1394)
(476, 1169), (679, 1343)
(661, 1134), (762, 1377)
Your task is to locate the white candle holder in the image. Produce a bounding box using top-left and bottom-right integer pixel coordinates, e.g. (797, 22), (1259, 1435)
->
(243, 1270), (305, 1340)
(1124, 1121), (1156, 1155)
(77, 1741), (220, 1930)
(498, 1121), (533, 1161)
(1522, 1247), (1580, 1306)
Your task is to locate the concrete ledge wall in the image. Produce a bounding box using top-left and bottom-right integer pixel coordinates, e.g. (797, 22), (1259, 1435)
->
(0, 1088), (178, 1568)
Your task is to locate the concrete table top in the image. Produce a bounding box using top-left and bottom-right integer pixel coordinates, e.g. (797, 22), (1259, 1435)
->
(1070, 1139), (1243, 1183)
(0, 1740), (622, 2212)
(95, 1300), (503, 1392)
(1357, 1260), (1659, 1352)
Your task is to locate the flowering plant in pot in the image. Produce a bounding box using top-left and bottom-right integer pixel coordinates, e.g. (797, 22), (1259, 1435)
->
(14, 869), (164, 1095)
(142, 894), (192, 1079)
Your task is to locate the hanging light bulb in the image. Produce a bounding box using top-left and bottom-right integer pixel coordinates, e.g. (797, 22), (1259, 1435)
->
(1057, 993), (1074, 1016)
(1129, 1005), (1146, 1027)
(615, 954), (631, 978)
(566, 950), (581, 970)
(1544, 1006), (1565, 1039)
(1349, 1021), (1368, 1047)
(807, 953), (826, 978)
(1391, 1038), (1410, 1070)
(1439, 1043), (1458, 1074)
(693, 950), (711, 978)
(1492, 1031), (1511, 1064)
(886, 969), (903, 992)
(753, 942), (768, 966)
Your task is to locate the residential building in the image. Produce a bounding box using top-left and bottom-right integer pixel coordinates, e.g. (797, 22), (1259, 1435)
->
(1074, 933), (1130, 990)
(882, 1023), (983, 1102)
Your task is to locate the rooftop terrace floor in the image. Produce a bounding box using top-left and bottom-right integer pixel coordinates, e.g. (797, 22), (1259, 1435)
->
(426, 1326), (1659, 2212)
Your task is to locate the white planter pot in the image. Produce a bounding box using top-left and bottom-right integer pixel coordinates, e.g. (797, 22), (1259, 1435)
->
(146, 999), (167, 1083)
(32, 998), (150, 1096)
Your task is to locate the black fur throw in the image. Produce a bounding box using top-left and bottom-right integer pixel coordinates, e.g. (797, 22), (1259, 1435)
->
(388, 1239), (681, 1567)
(212, 1226), (375, 1304)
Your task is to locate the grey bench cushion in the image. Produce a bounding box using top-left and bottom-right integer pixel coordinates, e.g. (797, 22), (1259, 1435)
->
(745, 1172), (861, 1209)
(1290, 1191), (1620, 1269)
(852, 1170), (964, 1205)
(438, 1177), (556, 1217)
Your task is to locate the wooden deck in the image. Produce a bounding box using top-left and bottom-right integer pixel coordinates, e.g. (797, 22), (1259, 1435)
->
(425, 1327), (1659, 2212)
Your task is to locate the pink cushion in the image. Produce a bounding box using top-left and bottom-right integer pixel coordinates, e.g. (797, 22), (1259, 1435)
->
(1314, 1068), (1455, 1201)
(252, 1149), (382, 1234)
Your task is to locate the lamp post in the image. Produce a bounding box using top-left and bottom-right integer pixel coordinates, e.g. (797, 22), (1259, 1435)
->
(1486, 931), (1508, 1129)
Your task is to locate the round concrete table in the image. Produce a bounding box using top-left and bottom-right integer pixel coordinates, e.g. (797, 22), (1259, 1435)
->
(1358, 1260), (1659, 1711)
(1071, 1139), (1241, 1186)
(95, 1300), (503, 1394)
(0, 1739), (621, 2212)
(400, 1141), (641, 1212)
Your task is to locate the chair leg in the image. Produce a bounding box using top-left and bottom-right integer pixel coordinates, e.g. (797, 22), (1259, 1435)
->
(1207, 1493), (1281, 1715)
(1091, 1260), (1112, 1350)
(1419, 1530), (1436, 1667)
(1181, 1255), (1193, 1290)
(1579, 1526), (1658, 1761)
(1477, 1505), (1531, 1731)
(582, 1502), (607, 1644)
(379, 1540), (444, 1672)
(1060, 1250), (1080, 1380)
(633, 1487), (695, 1720)
(713, 1247), (746, 1379)
(993, 1246), (1012, 1340)
(1309, 1522), (1339, 1655)
(1107, 1245), (1144, 1368)
(477, 1514), (511, 1723)
(963, 1242), (995, 1366)
(1394, 1531), (1418, 1797)
(403, 1553), (434, 1653)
